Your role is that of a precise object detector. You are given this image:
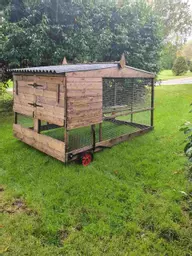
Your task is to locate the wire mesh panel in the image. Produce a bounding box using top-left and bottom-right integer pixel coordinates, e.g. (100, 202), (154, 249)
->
(101, 78), (152, 143)
(96, 121), (140, 142)
(132, 111), (151, 126)
(68, 126), (92, 151)
(43, 126), (92, 151)
(41, 127), (64, 141)
(17, 114), (34, 128)
(103, 78), (152, 113)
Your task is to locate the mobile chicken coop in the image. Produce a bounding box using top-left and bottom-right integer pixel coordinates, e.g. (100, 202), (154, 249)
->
(11, 55), (155, 165)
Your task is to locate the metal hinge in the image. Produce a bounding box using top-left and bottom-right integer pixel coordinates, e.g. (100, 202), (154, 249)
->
(28, 102), (43, 107)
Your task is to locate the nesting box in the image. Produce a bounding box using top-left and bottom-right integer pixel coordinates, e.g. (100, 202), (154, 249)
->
(11, 56), (155, 165)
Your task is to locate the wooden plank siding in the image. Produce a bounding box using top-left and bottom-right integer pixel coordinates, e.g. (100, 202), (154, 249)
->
(13, 74), (65, 126)
(13, 124), (65, 162)
(66, 77), (103, 129)
(66, 66), (154, 78)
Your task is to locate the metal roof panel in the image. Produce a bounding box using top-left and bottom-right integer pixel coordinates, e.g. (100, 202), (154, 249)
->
(10, 63), (118, 74)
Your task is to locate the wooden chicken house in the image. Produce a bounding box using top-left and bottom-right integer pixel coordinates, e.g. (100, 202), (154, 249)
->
(11, 55), (155, 165)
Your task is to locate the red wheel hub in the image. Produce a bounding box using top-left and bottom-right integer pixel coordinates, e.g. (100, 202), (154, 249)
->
(82, 153), (92, 166)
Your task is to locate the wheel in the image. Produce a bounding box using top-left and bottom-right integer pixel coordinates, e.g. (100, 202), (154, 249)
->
(80, 152), (93, 166)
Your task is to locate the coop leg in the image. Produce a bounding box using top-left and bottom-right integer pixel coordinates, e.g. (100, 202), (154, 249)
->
(91, 124), (96, 150)
(64, 129), (69, 163)
(131, 79), (134, 122)
(151, 78), (155, 127)
(99, 123), (102, 142)
(14, 112), (18, 124)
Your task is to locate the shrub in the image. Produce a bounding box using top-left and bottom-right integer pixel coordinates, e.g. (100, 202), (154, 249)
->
(172, 56), (188, 76)
(189, 62), (192, 72)
(0, 92), (13, 113)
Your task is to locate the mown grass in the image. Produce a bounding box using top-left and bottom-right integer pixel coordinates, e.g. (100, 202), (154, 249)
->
(1, 84), (192, 255)
(157, 70), (192, 81)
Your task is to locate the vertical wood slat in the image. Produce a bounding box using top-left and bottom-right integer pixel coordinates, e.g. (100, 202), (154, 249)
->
(34, 119), (41, 133)
(57, 84), (60, 104)
(16, 80), (18, 95)
(14, 112), (18, 124)
(151, 78), (155, 127)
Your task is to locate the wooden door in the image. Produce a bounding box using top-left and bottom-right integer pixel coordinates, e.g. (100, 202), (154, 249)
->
(34, 76), (65, 126)
(13, 75), (36, 117)
(13, 75), (65, 126)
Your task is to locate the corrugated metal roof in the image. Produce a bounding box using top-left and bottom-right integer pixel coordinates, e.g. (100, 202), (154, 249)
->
(10, 63), (118, 74)
(10, 63), (155, 77)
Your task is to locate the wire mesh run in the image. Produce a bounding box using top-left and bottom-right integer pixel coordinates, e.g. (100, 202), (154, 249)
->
(101, 78), (152, 145)
(41, 78), (153, 152)
(103, 78), (152, 114)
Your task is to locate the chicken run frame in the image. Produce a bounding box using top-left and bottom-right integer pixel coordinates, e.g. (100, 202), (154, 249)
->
(11, 55), (155, 165)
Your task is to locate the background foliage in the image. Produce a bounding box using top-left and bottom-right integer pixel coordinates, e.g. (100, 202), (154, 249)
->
(160, 43), (177, 70)
(1, 0), (192, 75)
(181, 40), (192, 62)
(1, 0), (163, 73)
(172, 56), (188, 76)
(190, 62), (192, 73)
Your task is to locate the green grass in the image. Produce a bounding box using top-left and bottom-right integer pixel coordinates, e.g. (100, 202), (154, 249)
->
(157, 70), (192, 80)
(1, 84), (192, 255)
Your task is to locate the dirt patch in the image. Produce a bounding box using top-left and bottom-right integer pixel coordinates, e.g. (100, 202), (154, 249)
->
(159, 227), (179, 242)
(58, 229), (70, 244)
(0, 188), (37, 215)
(0, 187), (5, 192)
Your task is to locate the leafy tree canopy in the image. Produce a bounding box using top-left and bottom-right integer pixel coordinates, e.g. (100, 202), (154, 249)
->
(181, 40), (192, 62)
(1, 0), (163, 73)
(190, 62), (192, 72)
(160, 43), (177, 70)
(151, 0), (192, 45)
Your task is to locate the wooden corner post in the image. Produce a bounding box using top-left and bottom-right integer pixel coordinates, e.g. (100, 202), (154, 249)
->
(64, 76), (68, 162)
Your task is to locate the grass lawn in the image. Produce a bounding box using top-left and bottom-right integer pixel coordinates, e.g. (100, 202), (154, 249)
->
(157, 70), (192, 81)
(1, 84), (192, 255)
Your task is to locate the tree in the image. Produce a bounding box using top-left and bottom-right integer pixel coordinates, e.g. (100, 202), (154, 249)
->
(160, 43), (177, 70)
(189, 62), (192, 72)
(1, 0), (163, 73)
(7, 0), (26, 22)
(150, 0), (192, 45)
(172, 56), (188, 76)
(181, 40), (192, 62)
